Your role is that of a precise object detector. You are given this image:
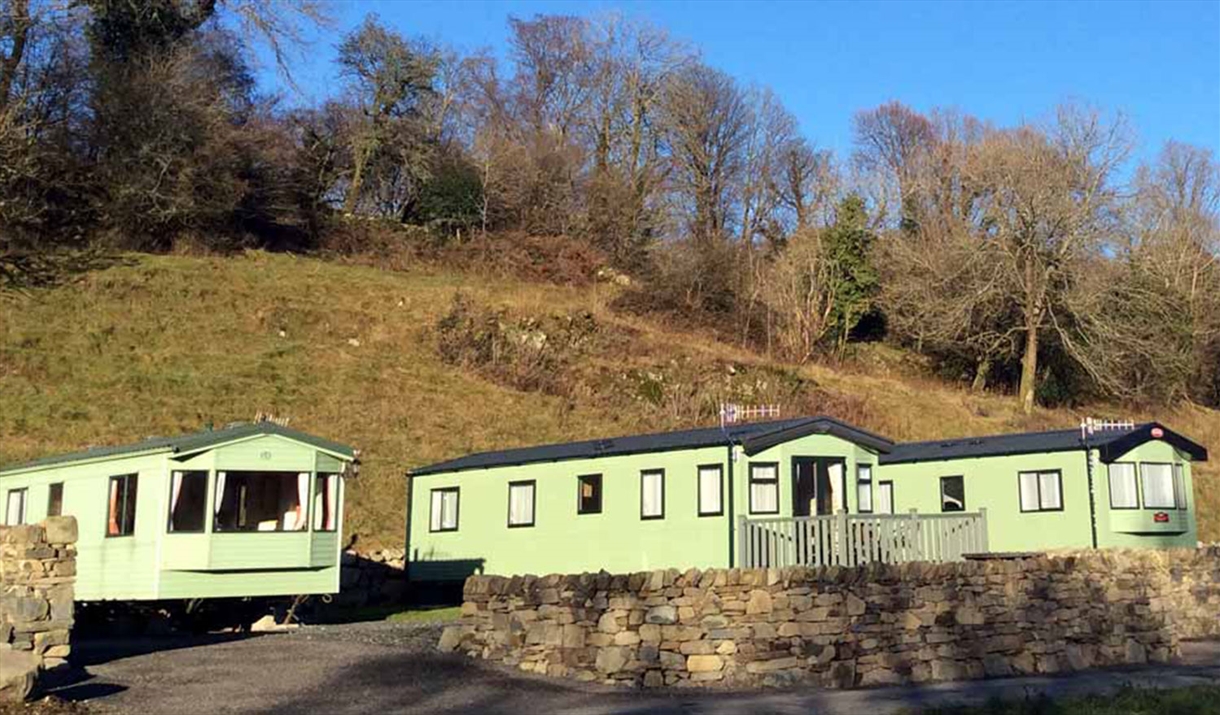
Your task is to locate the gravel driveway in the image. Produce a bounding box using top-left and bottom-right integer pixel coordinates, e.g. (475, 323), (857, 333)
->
(49, 624), (1220, 715)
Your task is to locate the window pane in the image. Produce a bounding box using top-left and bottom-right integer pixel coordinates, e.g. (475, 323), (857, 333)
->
(431, 489), (458, 531)
(1108, 464), (1137, 509)
(1018, 472), (1040, 511)
(699, 467), (722, 515)
(213, 472), (307, 532)
(857, 466), (873, 513)
(47, 484), (63, 518)
(641, 471), (664, 518)
(1039, 472), (1061, 510)
(441, 490), (458, 529)
(108, 475), (137, 536)
(168, 471), (208, 532)
(430, 491), (443, 531)
(750, 464), (778, 514)
(314, 474), (340, 531)
(940, 476), (965, 512)
(509, 483), (535, 526)
(5, 490), (25, 525)
(578, 474), (602, 514)
(1173, 465), (1187, 510)
(877, 482), (893, 514)
(1140, 464), (1175, 509)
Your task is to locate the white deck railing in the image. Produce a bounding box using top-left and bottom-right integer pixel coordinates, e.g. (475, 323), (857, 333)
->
(738, 510), (989, 569)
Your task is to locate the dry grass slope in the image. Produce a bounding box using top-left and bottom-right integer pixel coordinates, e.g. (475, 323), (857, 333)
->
(1, 252), (1215, 547)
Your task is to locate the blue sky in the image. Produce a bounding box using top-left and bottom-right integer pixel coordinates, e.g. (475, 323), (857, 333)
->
(258, 0), (1220, 167)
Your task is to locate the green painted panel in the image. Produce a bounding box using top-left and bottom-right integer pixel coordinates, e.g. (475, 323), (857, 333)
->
(212, 435), (317, 472)
(410, 445), (734, 580)
(881, 451), (1094, 552)
(157, 567), (340, 599)
(208, 533), (311, 569)
(310, 532), (339, 567)
(316, 453), (344, 473)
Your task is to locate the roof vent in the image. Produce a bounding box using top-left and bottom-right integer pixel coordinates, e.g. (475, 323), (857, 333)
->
(594, 439), (615, 452)
(939, 441), (957, 449)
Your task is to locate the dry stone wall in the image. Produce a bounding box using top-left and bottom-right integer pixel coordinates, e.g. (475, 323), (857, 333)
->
(0, 517), (77, 702)
(441, 547), (1220, 689)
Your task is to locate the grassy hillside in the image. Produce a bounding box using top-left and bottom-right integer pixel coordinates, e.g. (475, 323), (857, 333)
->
(1, 252), (1215, 546)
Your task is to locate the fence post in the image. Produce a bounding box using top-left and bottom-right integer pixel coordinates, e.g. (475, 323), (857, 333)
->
(835, 509), (848, 566)
(738, 515), (749, 568)
(908, 509), (922, 561)
(977, 508), (989, 553)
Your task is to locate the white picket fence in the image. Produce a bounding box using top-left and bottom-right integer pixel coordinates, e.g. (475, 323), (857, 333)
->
(738, 510), (989, 569)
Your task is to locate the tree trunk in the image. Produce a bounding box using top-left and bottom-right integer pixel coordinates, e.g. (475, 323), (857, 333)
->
(1018, 323), (1038, 414)
(971, 357), (991, 394)
(0, 0), (31, 110)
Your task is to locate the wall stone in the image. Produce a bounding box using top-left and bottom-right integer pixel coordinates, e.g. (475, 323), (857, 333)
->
(441, 547), (1220, 689)
(337, 548), (407, 606)
(0, 517), (77, 702)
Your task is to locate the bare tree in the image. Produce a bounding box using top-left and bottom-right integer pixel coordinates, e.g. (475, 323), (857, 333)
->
(852, 101), (935, 230)
(658, 63), (750, 246)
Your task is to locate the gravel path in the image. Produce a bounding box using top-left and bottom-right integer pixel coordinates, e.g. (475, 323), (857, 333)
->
(49, 625), (1220, 715)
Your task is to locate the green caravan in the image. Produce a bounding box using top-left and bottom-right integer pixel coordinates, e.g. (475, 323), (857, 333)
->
(406, 417), (1206, 585)
(0, 422), (356, 602)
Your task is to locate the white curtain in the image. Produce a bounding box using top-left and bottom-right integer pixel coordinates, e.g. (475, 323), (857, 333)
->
(509, 483), (535, 525)
(170, 472), (184, 512)
(876, 482), (893, 514)
(326, 476), (339, 529)
(294, 473), (309, 530)
(641, 471), (664, 517)
(749, 465), (777, 514)
(698, 467), (721, 515)
(1038, 472), (1062, 510)
(214, 472), (227, 515)
(1108, 464), (1137, 508)
(430, 491), (444, 531)
(1018, 472), (1040, 511)
(828, 462), (845, 512)
(1173, 465), (1187, 509)
(1140, 464), (1174, 508)
(5, 491), (24, 526)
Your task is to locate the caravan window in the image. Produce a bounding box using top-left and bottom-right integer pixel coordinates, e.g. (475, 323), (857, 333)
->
(213, 472), (309, 532)
(876, 481), (894, 514)
(940, 476), (965, 512)
(313, 474), (340, 531)
(168, 471), (208, 533)
(748, 463), (779, 515)
(577, 474), (602, 515)
(697, 465), (723, 516)
(1139, 463), (1175, 509)
(1018, 470), (1062, 512)
(5, 489), (26, 526)
(856, 465), (873, 513)
(1107, 463), (1138, 509)
(429, 488), (459, 532)
(47, 483), (63, 517)
(640, 470), (665, 519)
(1173, 464), (1187, 510)
(107, 475), (138, 536)
(508, 481), (536, 527)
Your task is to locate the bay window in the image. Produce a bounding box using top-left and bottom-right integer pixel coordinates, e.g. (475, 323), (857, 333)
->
(213, 471), (309, 532)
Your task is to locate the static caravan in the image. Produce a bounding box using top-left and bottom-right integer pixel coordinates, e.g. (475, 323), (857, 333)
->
(0, 422), (356, 602)
(405, 417), (1207, 583)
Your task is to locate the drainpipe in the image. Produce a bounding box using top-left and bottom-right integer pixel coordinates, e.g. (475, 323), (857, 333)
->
(726, 442), (736, 568)
(403, 472), (414, 583)
(1082, 433), (1099, 550)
